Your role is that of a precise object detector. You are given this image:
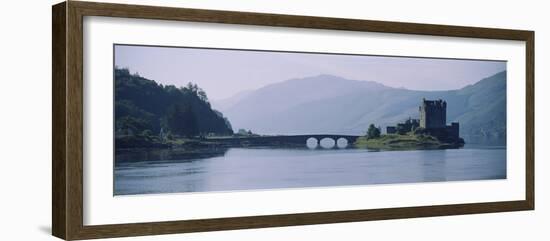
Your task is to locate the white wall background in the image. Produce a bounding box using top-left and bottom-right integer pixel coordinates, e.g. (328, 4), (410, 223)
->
(0, 0), (547, 240)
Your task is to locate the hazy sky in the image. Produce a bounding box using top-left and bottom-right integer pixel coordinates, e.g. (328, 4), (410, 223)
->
(115, 44), (506, 101)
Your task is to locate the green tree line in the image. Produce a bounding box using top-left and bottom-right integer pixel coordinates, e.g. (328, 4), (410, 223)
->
(115, 67), (233, 138)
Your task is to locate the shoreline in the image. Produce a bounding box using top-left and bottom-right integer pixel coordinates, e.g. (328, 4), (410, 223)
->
(354, 134), (464, 151)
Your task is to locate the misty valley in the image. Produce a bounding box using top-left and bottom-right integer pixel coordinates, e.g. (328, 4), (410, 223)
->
(114, 65), (507, 195)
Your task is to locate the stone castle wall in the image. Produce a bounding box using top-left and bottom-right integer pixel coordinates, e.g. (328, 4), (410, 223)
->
(420, 99), (447, 129)
(386, 99), (461, 143)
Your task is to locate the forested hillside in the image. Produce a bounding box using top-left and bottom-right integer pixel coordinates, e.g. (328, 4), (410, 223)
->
(114, 67), (233, 140)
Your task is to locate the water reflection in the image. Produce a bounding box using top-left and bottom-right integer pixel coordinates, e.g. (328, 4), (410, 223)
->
(114, 147), (506, 195)
(419, 150), (447, 182)
(115, 147), (229, 164)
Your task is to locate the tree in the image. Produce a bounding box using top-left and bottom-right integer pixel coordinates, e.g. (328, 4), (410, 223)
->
(197, 88), (209, 103)
(186, 82), (199, 94)
(237, 129), (248, 136)
(223, 117), (233, 134)
(114, 67), (233, 137)
(366, 124), (381, 139)
(140, 129), (153, 137)
(115, 116), (152, 136)
(165, 104), (198, 137)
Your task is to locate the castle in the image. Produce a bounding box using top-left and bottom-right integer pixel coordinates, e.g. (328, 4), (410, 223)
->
(386, 98), (461, 143)
(420, 98), (446, 129)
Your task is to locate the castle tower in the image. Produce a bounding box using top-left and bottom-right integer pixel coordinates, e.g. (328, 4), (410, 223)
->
(419, 98), (447, 129)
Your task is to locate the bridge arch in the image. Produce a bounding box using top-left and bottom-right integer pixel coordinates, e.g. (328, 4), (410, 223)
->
(319, 137), (336, 149)
(336, 138), (349, 148)
(306, 137), (319, 149)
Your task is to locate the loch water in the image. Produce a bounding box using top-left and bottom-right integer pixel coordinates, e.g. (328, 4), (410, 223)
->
(114, 146), (506, 195)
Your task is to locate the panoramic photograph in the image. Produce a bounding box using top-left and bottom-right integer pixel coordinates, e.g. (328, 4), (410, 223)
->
(113, 44), (507, 196)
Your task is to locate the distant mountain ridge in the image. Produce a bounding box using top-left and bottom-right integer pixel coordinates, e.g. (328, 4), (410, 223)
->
(215, 74), (389, 114)
(213, 72), (507, 144)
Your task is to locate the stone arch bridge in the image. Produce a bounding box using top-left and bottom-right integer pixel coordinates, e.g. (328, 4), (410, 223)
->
(207, 134), (361, 149)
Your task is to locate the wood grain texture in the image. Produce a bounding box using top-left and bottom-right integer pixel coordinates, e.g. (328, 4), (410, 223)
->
(74, 201), (530, 240)
(51, 1), (535, 240)
(525, 32), (535, 209)
(52, 2), (67, 239)
(71, 1), (532, 40)
(66, 1), (85, 240)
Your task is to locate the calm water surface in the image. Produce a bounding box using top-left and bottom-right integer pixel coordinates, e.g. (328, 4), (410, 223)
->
(114, 147), (506, 195)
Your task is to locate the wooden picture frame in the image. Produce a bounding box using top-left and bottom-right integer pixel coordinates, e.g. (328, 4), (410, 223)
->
(52, 1), (534, 240)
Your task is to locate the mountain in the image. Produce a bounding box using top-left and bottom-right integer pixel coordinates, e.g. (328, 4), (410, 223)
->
(211, 89), (254, 111)
(216, 72), (506, 144)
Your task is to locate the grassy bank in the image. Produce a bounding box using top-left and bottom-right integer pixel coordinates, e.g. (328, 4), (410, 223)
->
(354, 134), (461, 150)
(115, 135), (226, 149)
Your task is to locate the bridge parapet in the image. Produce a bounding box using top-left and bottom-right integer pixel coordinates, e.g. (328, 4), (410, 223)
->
(207, 134), (360, 149)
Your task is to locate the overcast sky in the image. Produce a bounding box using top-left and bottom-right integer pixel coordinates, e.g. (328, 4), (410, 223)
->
(115, 44), (506, 101)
